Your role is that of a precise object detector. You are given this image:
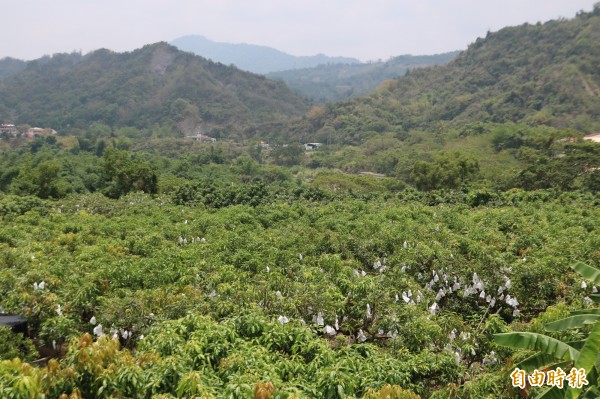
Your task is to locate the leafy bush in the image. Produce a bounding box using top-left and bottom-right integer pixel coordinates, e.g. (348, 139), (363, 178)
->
(0, 327), (37, 362)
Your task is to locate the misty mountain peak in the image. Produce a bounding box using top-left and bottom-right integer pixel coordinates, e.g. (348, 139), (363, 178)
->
(170, 35), (360, 74)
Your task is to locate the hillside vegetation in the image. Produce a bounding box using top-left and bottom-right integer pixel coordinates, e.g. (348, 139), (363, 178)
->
(0, 126), (599, 398)
(268, 52), (459, 103)
(0, 43), (309, 138)
(278, 5), (600, 145)
(0, 57), (26, 80)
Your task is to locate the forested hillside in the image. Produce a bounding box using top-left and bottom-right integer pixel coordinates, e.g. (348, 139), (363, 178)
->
(277, 5), (600, 145)
(0, 57), (26, 80)
(0, 43), (309, 138)
(267, 52), (460, 103)
(241, 5), (600, 192)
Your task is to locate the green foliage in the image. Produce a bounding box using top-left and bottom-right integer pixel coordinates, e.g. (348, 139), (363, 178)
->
(0, 358), (45, 399)
(1, 7), (600, 399)
(0, 327), (37, 362)
(310, 172), (405, 194)
(0, 194), (48, 216)
(10, 159), (71, 199)
(545, 315), (600, 332)
(410, 152), (479, 191)
(171, 180), (270, 207)
(572, 262), (600, 285)
(102, 147), (158, 198)
(40, 316), (79, 347)
(270, 145), (305, 167)
(0, 119), (599, 398)
(274, 9), (600, 147)
(267, 52), (459, 104)
(0, 43), (308, 137)
(494, 332), (580, 361)
(0, 152), (600, 398)
(495, 263), (600, 399)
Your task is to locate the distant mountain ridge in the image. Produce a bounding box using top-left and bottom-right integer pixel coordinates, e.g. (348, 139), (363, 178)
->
(170, 35), (360, 74)
(0, 42), (309, 137)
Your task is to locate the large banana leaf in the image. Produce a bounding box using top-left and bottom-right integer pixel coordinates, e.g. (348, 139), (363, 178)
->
(572, 263), (600, 286)
(582, 386), (600, 398)
(571, 309), (600, 316)
(568, 323), (600, 399)
(535, 386), (567, 399)
(518, 341), (583, 370)
(519, 352), (571, 371)
(545, 316), (600, 332)
(499, 263), (600, 399)
(494, 332), (580, 361)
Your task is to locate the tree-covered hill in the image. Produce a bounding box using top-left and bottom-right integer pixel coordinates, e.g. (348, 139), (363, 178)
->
(277, 5), (600, 145)
(0, 43), (309, 137)
(0, 57), (26, 80)
(267, 52), (460, 103)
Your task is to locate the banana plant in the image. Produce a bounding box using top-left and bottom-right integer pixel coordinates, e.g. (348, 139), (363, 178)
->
(495, 262), (600, 399)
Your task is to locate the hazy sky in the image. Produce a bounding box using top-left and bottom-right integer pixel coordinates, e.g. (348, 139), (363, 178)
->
(2, 0), (596, 61)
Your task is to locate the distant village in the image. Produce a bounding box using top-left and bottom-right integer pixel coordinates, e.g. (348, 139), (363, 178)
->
(2, 123), (324, 151)
(0, 124), (57, 139)
(183, 132), (323, 150)
(5, 122), (600, 150)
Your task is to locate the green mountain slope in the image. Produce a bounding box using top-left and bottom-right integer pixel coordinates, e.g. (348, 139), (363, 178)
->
(0, 43), (309, 137)
(0, 57), (26, 80)
(279, 5), (600, 144)
(267, 52), (460, 103)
